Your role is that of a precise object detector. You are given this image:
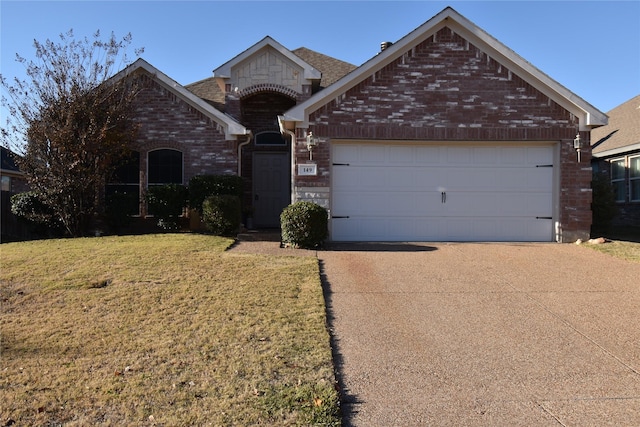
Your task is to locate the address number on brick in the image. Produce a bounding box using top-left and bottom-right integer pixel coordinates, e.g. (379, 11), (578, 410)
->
(297, 164), (317, 176)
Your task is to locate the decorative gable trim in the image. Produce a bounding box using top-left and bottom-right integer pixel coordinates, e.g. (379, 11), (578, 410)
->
(281, 7), (607, 132)
(238, 83), (299, 100)
(113, 58), (249, 140)
(213, 36), (321, 81)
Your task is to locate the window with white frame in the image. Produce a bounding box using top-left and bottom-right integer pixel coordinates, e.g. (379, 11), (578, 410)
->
(611, 158), (626, 202)
(630, 155), (640, 202)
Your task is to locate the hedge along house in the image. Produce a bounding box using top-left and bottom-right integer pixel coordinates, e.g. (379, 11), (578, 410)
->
(279, 7), (607, 242)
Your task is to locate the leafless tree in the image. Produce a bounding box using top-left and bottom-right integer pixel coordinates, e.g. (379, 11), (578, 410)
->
(1, 30), (143, 236)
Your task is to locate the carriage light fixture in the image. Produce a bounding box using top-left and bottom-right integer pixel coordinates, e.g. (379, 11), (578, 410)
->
(306, 132), (318, 160)
(573, 133), (584, 162)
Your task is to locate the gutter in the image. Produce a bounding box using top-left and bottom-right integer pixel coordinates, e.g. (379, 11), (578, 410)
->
(278, 115), (297, 205)
(237, 132), (252, 176)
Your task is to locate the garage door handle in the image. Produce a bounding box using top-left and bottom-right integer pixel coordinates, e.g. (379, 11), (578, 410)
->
(441, 192), (446, 203)
(332, 216), (350, 219)
(536, 216), (552, 219)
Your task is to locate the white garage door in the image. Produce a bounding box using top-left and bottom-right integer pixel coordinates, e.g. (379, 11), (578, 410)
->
(331, 143), (555, 242)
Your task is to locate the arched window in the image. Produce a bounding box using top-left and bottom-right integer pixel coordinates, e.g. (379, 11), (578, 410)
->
(148, 149), (183, 185)
(254, 131), (286, 146)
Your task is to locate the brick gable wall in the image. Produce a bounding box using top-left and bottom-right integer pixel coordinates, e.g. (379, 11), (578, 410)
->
(132, 75), (238, 185)
(296, 26), (592, 241)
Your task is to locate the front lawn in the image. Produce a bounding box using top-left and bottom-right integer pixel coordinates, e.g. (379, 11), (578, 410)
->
(0, 234), (340, 426)
(584, 239), (640, 263)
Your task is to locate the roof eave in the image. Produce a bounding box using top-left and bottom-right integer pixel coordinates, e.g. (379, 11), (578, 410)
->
(592, 142), (640, 159)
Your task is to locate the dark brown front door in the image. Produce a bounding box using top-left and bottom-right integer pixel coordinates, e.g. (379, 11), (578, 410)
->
(252, 152), (290, 228)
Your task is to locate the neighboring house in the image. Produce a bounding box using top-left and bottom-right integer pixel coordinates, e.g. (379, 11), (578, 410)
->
(1, 146), (30, 242)
(591, 94), (640, 227)
(1, 146), (28, 194)
(114, 6), (606, 242)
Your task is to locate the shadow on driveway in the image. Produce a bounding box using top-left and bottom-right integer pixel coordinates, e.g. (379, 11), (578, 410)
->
(318, 259), (362, 425)
(324, 242), (438, 252)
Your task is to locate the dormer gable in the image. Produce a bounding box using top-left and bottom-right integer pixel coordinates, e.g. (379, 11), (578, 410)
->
(213, 36), (321, 98)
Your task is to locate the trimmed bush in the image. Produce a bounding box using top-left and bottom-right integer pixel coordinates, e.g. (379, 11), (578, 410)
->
(189, 175), (244, 213)
(145, 184), (188, 230)
(591, 172), (618, 231)
(202, 194), (241, 236)
(280, 201), (328, 249)
(105, 191), (137, 232)
(10, 191), (63, 237)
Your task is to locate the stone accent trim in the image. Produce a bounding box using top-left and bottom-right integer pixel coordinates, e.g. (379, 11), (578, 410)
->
(294, 186), (330, 210)
(238, 84), (298, 100)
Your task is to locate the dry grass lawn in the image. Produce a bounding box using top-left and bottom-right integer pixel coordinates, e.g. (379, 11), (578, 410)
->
(585, 240), (640, 263)
(0, 234), (340, 426)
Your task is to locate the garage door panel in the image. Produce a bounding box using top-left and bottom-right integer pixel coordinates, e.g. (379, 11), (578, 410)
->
(525, 146), (554, 164)
(331, 143), (555, 242)
(415, 146), (445, 164)
(446, 168), (497, 190)
(333, 144), (360, 163)
(388, 145), (417, 164)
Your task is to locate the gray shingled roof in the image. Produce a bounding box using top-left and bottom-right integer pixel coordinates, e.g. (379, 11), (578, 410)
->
(1, 146), (21, 173)
(591, 94), (640, 155)
(185, 77), (226, 112)
(185, 47), (356, 110)
(292, 47), (357, 89)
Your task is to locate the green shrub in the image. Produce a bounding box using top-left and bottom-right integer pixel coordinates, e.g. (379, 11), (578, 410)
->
(105, 191), (138, 233)
(591, 172), (618, 231)
(10, 191), (64, 237)
(145, 184), (188, 230)
(280, 201), (328, 249)
(202, 195), (241, 236)
(189, 175), (244, 213)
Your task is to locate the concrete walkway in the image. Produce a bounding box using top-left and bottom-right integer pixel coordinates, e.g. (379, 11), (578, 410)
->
(230, 238), (640, 426)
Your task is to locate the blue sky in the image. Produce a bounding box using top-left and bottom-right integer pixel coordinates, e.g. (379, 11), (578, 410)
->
(1, 1), (639, 114)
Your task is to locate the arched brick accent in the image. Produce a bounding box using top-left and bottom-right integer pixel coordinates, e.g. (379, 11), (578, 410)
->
(238, 83), (298, 100)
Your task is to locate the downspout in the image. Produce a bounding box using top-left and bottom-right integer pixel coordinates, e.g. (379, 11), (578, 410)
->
(281, 128), (296, 205)
(237, 132), (252, 176)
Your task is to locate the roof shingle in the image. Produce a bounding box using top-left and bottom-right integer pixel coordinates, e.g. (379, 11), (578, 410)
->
(591, 94), (640, 155)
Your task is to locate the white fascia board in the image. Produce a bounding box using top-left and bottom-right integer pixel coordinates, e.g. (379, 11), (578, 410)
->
(592, 143), (640, 159)
(117, 59), (249, 139)
(285, 7), (607, 131)
(213, 36), (321, 81)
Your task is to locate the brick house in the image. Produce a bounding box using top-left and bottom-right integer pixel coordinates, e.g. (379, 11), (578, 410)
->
(116, 7), (606, 242)
(1, 146), (31, 241)
(591, 94), (640, 227)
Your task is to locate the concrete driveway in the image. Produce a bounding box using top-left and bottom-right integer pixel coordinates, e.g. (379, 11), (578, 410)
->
(317, 242), (640, 426)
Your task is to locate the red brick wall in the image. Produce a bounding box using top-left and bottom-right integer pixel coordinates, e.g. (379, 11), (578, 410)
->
(132, 75), (238, 185)
(297, 26), (592, 241)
